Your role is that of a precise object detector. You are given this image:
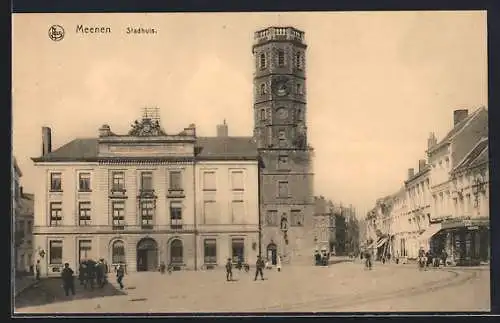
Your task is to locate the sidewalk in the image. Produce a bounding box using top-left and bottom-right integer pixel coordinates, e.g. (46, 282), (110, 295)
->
(14, 276), (37, 297)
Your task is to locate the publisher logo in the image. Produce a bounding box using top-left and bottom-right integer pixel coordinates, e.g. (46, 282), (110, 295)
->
(48, 25), (65, 42)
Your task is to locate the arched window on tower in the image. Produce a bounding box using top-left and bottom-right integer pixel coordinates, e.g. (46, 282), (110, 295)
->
(259, 53), (266, 69)
(278, 50), (285, 67)
(260, 83), (266, 95)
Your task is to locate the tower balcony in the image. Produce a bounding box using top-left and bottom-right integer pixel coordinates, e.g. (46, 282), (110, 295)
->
(254, 27), (305, 45)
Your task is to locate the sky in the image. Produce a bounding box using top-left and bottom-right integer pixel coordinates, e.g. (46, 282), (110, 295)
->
(12, 11), (487, 219)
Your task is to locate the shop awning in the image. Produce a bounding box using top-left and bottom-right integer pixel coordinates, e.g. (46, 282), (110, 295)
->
(375, 237), (388, 248)
(418, 223), (442, 243)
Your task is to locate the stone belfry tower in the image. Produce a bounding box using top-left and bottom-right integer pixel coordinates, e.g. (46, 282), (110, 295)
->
(252, 27), (315, 264)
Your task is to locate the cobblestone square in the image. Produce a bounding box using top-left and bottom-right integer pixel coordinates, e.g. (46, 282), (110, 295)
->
(15, 262), (490, 313)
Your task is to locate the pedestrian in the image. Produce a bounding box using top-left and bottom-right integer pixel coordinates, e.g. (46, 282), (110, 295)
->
(441, 249), (448, 267)
(35, 260), (41, 281)
(225, 258), (233, 281)
(78, 261), (86, 286)
(276, 255), (282, 272)
(160, 261), (166, 274)
(61, 263), (75, 296)
(254, 256), (265, 281)
(116, 264), (125, 289)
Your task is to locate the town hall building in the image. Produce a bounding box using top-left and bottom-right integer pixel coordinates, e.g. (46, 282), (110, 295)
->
(31, 26), (315, 276)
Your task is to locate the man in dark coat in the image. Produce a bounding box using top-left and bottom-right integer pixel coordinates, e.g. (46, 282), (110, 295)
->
(116, 264), (125, 289)
(35, 260), (41, 281)
(61, 263), (75, 296)
(225, 258), (233, 281)
(254, 256), (265, 281)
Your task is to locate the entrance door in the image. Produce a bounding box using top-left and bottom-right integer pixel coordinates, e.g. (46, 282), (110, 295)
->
(267, 243), (277, 265)
(136, 238), (158, 271)
(170, 239), (183, 265)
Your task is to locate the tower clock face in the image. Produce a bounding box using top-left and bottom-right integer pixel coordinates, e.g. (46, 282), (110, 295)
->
(272, 77), (290, 97)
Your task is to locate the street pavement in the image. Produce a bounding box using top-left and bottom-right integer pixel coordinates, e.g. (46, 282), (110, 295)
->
(14, 261), (490, 314)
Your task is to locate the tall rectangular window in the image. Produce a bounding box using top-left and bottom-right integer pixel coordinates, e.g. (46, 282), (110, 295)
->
(49, 240), (63, 265)
(50, 173), (62, 191)
(291, 210), (304, 226)
(170, 201), (183, 229)
(49, 202), (62, 226)
(278, 50), (285, 67)
(169, 171), (183, 190)
(203, 171), (216, 191)
(266, 210), (278, 226)
(259, 109), (266, 121)
(278, 181), (289, 198)
(231, 238), (245, 263)
(230, 171), (244, 191)
(204, 239), (217, 264)
(78, 173), (91, 192)
(112, 201), (125, 227)
(278, 130), (287, 148)
(141, 172), (153, 191)
(231, 200), (245, 224)
(259, 53), (266, 69)
(140, 200), (154, 227)
(111, 172), (125, 191)
(203, 201), (217, 224)
(267, 127), (273, 146)
(78, 240), (92, 262)
(295, 52), (302, 70)
(78, 201), (91, 226)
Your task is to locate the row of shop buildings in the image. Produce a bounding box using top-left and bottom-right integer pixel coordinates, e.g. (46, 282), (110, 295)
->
(364, 107), (489, 266)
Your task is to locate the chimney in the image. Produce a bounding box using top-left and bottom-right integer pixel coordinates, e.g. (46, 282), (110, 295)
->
(427, 132), (437, 150)
(98, 124), (112, 137)
(42, 127), (52, 156)
(418, 159), (426, 172)
(216, 119), (229, 137)
(453, 109), (469, 126)
(408, 168), (415, 179)
(183, 123), (196, 137)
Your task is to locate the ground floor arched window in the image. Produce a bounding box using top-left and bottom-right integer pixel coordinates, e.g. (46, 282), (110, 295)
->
(112, 240), (125, 264)
(170, 239), (183, 265)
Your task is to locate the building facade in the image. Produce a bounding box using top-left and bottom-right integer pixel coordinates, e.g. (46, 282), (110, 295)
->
(441, 137), (489, 265)
(12, 156), (23, 273)
(366, 107), (489, 266)
(253, 27), (315, 264)
(427, 107), (489, 265)
(32, 117), (260, 277)
(312, 196), (334, 255)
(388, 187), (408, 260)
(403, 160), (432, 259)
(17, 190), (35, 273)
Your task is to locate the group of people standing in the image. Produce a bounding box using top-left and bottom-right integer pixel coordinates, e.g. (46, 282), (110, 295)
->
(225, 255), (277, 282)
(59, 259), (126, 296)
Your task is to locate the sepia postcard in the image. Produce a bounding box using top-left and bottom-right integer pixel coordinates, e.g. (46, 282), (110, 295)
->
(11, 11), (490, 315)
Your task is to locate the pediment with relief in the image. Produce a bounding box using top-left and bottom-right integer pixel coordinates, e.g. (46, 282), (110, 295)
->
(129, 117), (167, 137)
